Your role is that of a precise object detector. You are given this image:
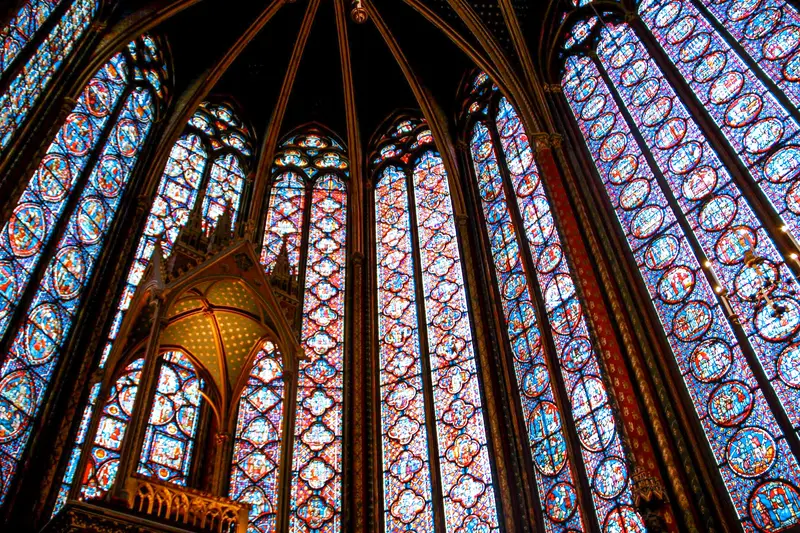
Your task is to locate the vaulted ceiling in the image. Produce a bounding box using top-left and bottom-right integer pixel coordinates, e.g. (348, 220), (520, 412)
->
(93, 0), (585, 156)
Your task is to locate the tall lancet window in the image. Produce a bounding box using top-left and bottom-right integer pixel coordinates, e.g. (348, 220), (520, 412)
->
(465, 75), (645, 533)
(0, 0), (99, 151)
(0, 34), (166, 508)
(229, 341), (286, 533)
(60, 100), (252, 510)
(371, 116), (500, 532)
(558, 9), (800, 531)
(260, 129), (348, 532)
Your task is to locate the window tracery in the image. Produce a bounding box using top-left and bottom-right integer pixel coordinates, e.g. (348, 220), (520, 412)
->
(372, 116), (500, 532)
(558, 7), (800, 530)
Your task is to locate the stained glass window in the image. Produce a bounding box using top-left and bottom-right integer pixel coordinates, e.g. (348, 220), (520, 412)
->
(137, 351), (203, 486)
(0, 34), (161, 504)
(77, 358), (144, 502)
(560, 22), (800, 529)
(639, 0), (800, 269)
(62, 100), (251, 509)
(0, 0), (98, 151)
(0, 0), (62, 75)
(290, 172), (347, 533)
(373, 116), (500, 532)
(597, 20), (800, 449)
(493, 93), (644, 531)
(229, 341), (285, 533)
(261, 129), (348, 532)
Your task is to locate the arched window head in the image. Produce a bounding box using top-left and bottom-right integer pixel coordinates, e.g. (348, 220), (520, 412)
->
(229, 341), (286, 533)
(558, 7), (800, 530)
(261, 130), (348, 275)
(137, 351), (204, 486)
(371, 114), (501, 532)
(259, 126), (349, 532)
(0, 0), (100, 152)
(0, 33), (165, 509)
(464, 73), (646, 533)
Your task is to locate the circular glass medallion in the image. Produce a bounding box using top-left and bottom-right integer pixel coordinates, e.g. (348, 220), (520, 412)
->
(605, 506), (646, 533)
(709, 381), (753, 426)
(25, 303), (63, 363)
(764, 26), (800, 61)
(727, 427), (776, 478)
(715, 226), (756, 265)
(76, 197), (107, 244)
(522, 365), (550, 399)
(749, 481), (800, 532)
(631, 206), (664, 239)
(673, 301), (712, 341)
(690, 339), (733, 383)
(682, 166), (718, 201)
(594, 456), (629, 499)
(538, 244), (562, 274)
(545, 483), (577, 523)
(699, 195), (737, 232)
(680, 32), (711, 63)
(562, 337), (593, 372)
(669, 142), (703, 175)
(693, 51), (727, 83)
(609, 155), (638, 184)
(533, 433), (567, 476)
(599, 133), (627, 162)
(0, 370), (35, 442)
(52, 246), (86, 300)
(725, 94), (763, 128)
(755, 298), (800, 341)
(658, 266), (695, 304)
(619, 179), (650, 211)
(744, 118), (784, 154)
(778, 343), (800, 388)
(765, 146), (800, 183)
(642, 97), (673, 127)
(655, 118), (688, 149)
(710, 72), (745, 105)
(8, 203), (46, 258)
(644, 235), (680, 270)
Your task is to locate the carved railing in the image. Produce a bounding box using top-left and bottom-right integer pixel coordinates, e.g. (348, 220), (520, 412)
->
(124, 476), (249, 533)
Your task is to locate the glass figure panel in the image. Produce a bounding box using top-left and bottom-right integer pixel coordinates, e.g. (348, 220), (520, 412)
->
(290, 175), (346, 533)
(202, 153), (245, 232)
(78, 359), (144, 502)
(0, 0), (62, 75)
(496, 96), (645, 532)
(375, 165), (435, 532)
(261, 172), (305, 274)
(137, 351), (203, 486)
(469, 121), (587, 533)
(412, 151), (500, 532)
(0, 52), (128, 341)
(598, 22), (800, 449)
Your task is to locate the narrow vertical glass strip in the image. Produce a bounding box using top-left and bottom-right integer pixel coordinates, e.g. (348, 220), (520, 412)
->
(411, 151), (500, 532)
(0, 0), (63, 75)
(53, 380), (99, 512)
(202, 153), (245, 231)
(469, 121), (587, 533)
(78, 359), (143, 501)
(229, 342), (286, 533)
(496, 97), (645, 532)
(137, 351), (203, 486)
(563, 53), (800, 531)
(290, 175), (346, 533)
(0, 52), (127, 340)
(697, 0), (800, 108)
(599, 22), (800, 442)
(640, 0), (800, 257)
(0, 0), (98, 150)
(261, 172), (305, 274)
(0, 87), (155, 506)
(375, 165), (435, 532)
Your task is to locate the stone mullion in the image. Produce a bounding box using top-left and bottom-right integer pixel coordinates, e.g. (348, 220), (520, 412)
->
(403, 163), (448, 533)
(453, 138), (531, 533)
(547, 82), (718, 533)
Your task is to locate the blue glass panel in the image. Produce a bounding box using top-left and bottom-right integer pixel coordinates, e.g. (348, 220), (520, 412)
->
(0, 0), (62, 75)
(0, 86), (154, 505)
